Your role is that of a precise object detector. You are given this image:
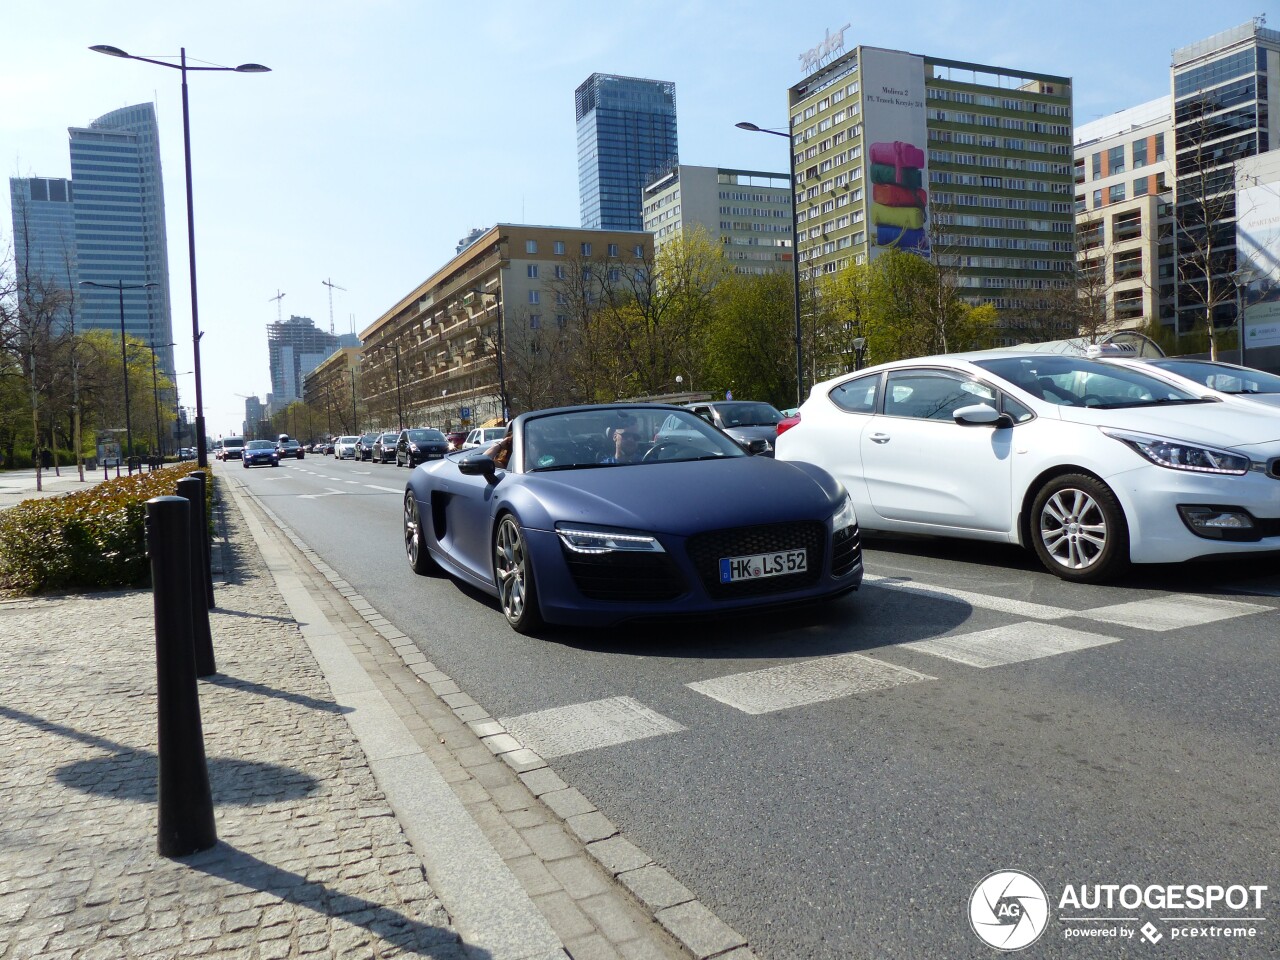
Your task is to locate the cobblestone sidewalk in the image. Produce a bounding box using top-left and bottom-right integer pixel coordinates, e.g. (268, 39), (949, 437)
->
(0, 497), (467, 958)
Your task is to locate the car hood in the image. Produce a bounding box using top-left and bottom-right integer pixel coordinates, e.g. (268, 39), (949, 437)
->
(723, 424), (781, 442)
(519, 456), (841, 534)
(1056, 401), (1280, 447)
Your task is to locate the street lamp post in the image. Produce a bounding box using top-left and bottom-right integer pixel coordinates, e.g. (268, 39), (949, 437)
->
(351, 371), (358, 432)
(1233, 268), (1255, 368)
(79, 279), (158, 461)
(469, 287), (508, 420)
(852, 336), (867, 372)
(736, 120), (804, 408)
(89, 44), (270, 468)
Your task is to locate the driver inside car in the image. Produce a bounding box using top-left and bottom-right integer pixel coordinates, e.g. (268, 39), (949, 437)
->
(598, 425), (643, 464)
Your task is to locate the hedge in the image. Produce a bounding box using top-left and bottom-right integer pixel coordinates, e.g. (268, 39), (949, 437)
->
(0, 463), (215, 595)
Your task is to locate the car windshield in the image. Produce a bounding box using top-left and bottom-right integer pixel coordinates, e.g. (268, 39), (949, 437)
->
(338, 436), (358, 443)
(712, 402), (783, 427)
(407, 429), (445, 441)
(246, 440), (274, 450)
(380, 434), (397, 442)
(973, 355), (1207, 409)
(1147, 359), (1280, 395)
(224, 438), (244, 448)
(521, 408), (746, 472)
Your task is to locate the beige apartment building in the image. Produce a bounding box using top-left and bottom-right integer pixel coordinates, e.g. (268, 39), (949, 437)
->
(1073, 98), (1176, 332)
(358, 224), (653, 432)
(642, 164), (793, 274)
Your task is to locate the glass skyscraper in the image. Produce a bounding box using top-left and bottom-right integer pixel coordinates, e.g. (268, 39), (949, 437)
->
(8, 177), (78, 332)
(70, 103), (175, 377)
(575, 73), (678, 231)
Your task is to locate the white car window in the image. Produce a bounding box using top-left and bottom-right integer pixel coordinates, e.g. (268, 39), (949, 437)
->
(884, 371), (991, 421)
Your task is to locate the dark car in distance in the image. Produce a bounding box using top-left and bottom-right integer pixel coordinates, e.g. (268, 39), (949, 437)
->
(277, 438), (305, 459)
(684, 401), (784, 455)
(242, 439), (279, 468)
(356, 433), (380, 461)
(372, 432), (399, 463)
(397, 428), (449, 467)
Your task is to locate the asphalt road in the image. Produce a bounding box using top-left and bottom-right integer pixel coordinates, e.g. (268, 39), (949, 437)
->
(227, 454), (1280, 959)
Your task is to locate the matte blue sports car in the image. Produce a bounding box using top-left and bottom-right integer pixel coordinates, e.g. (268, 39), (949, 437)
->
(403, 404), (863, 633)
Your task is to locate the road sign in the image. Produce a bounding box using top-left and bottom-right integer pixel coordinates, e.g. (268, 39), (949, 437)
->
(460, 406), (471, 419)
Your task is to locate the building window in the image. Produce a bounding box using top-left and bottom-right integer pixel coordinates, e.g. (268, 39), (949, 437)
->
(529, 314), (541, 329)
(1108, 183), (1125, 203)
(1134, 177), (1149, 197)
(528, 290), (540, 304)
(1132, 138), (1148, 169)
(554, 240), (566, 255)
(581, 242), (592, 256)
(554, 265), (566, 279)
(527, 265), (539, 278)
(1091, 152), (1101, 179)
(556, 314), (567, 328)
(1107, 145), (1125, 175)
(1093, 189), (1102, 209)
(525, 240), (537, 254)
(607, 243), (619, 256)
(633, 244), (644, 258)
(1154, 133), (1165, 161)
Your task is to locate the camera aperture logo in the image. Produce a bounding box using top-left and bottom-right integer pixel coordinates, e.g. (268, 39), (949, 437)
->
(969, 870), (1050, 951)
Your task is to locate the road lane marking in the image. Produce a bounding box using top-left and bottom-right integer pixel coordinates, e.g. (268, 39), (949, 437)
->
(1079, 595), (1270, 631)
(901, 622), (1119, 668)
(298, 487), (347, 500)
(499, 696), (685, 758)
(686, 653), (934, 715)
(364, 484), (403, 493)
(864, 574), (1074, 620)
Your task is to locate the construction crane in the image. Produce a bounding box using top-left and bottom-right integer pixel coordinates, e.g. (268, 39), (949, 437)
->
(322, 278), (347, 336)
(268, 290), (286, 323)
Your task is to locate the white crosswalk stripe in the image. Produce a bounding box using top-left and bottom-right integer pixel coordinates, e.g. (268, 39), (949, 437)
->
(864, 574), (1074, 620)
(499, 696), (685, 758)
(900, 622), (1119, 668)
(686, 653), (934, 715)
(1081, 595), (1270, 631)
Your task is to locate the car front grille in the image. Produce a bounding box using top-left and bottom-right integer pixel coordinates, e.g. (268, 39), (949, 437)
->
(562, 550), (687, 602)
(686, 521), (826, 599)
(831, 524), (862, 578)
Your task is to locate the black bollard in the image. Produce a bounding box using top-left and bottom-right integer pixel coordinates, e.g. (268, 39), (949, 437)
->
(176, 476), (216, 677)
(147, 496), (217, 857)
(190, 470), (215, 610)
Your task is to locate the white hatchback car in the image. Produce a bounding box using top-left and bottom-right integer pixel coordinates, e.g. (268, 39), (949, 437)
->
(776, 350), (1280, 583)
(333, 436), (360, 459)
(462, 427), (508, 450)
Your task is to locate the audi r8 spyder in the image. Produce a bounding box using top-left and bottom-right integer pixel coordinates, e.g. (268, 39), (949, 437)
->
(402, 404), (863, 633)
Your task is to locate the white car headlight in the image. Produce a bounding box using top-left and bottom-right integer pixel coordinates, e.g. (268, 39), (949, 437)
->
(555, 524), (665, 554)
(832, 492), (857, 533)
(1102, 428), (1251, 475)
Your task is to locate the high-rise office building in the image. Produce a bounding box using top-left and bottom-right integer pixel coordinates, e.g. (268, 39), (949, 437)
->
(69, 103), (175, 377)
(8, 177), (78, 323)
(268, 315), (340, 403)
(1171, 20), (1280, 333)
(9, 104), (175, 377)
(575, 73), (678, 231)
(788, 46), (1075, 320)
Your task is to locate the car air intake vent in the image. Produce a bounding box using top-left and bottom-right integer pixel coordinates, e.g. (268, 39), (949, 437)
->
(687, 521), (825, 599)
(563, 551), (686, 601)
(1269, 458), (1280, 480)
(832, 524), (862, 578)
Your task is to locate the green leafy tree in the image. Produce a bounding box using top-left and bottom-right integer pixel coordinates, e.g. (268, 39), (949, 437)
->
(703, 272), (796, 407)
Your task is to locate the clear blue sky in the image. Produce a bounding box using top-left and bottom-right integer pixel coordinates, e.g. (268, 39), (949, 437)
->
(2, 1), (1272, 437)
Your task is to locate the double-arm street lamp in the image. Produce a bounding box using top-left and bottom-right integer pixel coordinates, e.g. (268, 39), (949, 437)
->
(736, 120), (804, 408)
(89, 44), (270, 467)
(79, 279), (159, 459)
(469, 287), (508, 421)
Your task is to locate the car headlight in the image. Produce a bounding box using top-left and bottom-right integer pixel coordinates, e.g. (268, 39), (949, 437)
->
(831, 492), (857, 533)
(1102, 428), (1251, 475)
(555, 524), (665, 554)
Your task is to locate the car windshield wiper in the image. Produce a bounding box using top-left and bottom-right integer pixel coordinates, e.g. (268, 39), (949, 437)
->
(532, 462), (610, 472)
(1094, 397), (1215, 409)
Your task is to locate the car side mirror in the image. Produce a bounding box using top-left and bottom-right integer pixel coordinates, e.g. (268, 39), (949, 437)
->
(745, 438), (771, 455)
(953, 403), (1013, 428)
(459, 455), (499, 483)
